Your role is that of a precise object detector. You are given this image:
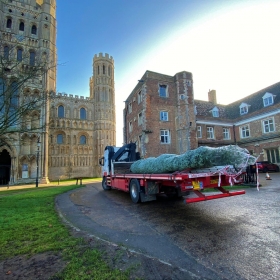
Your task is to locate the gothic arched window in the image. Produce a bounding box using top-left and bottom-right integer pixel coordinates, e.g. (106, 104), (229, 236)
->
(80, 108), (86, 120)
(58, 105), (64, 118)
(57, 134), (63, 144)
(0, 78), (6, 115)
(31, 25), (37, 35)
(17, 48), (23, 61)
(6, 18), (12, 28)
(19, 22), (24, 31)
(9, 82), (19, 126)
(80, 135), (86, 145)
(29, 51), (35, 66)
(4, 46), (9, 59)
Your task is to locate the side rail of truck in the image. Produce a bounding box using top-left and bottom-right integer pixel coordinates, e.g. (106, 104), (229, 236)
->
(101, 161), (246, 204)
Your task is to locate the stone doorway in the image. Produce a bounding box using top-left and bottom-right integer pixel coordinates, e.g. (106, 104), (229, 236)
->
(0, 149), (11, 185)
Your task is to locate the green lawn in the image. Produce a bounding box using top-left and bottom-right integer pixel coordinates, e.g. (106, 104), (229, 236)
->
(0, 185), (129, 279)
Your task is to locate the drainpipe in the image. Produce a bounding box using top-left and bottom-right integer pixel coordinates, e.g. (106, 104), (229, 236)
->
(233, 125), (237, 145)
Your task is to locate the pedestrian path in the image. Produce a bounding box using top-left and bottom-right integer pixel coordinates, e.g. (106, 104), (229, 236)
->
(0, 178), (102, 192)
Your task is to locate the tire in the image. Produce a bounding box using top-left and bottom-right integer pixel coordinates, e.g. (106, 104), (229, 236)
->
(263, 167), (268, 173)
(275, 166), (280, 172)
(102, 176), (111, 190)
(129, 179), (141, 203)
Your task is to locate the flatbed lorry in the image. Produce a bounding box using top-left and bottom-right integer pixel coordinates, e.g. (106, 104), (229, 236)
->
(99, 143), (246, 204)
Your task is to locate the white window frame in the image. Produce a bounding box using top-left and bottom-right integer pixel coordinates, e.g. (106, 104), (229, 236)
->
(128, 102), (132, 113)
(211, 106), (219, 117)
(262, 92), (275, 107)
(194, 105), (197, 115)
(240, 125), (250, 138)
(197, 126), (202, 138)
(159, 84), (168, 98)
(129, 121), (133, 132)
(223, 128), (230, 140)
(263, 118), (275, 133)
(239, 102), (250, 115)
(138, 111), (143, 126)
(138, 135), (142, 152)
(263, 96), (273, 107)
(207, 127), (214, 139)
(160, 111), (168, 121)
(160, 130), (170, 144)
(138, 91), (142, 104)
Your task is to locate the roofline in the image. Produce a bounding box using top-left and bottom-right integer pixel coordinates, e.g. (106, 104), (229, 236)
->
(234, 108), (280, 125)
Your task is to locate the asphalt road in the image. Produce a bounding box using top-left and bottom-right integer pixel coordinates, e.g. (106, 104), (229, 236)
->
(56, 173), (280, 280)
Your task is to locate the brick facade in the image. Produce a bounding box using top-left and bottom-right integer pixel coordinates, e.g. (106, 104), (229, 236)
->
(124, 70), (197, 157)
(196, 83), (280, 165)
(125, 71), (280, 166)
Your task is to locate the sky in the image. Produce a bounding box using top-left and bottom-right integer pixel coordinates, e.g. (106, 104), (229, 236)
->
(56, 0), (280, 146)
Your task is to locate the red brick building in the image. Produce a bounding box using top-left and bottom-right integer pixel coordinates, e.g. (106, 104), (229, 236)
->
(124, 71), (280, 166)
(196, 83), (280, 164)
(123, 70), (197, 157)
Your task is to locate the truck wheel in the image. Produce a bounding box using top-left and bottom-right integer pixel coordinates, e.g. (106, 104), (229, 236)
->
(129, 179), (140, 203)
(102, 177), (111, 190)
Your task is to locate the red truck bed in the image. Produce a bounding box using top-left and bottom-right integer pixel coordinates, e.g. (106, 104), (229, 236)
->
(106, 165), (245, 203)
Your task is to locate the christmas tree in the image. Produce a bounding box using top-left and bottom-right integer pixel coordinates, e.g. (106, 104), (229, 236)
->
(130, 145), (256, 174)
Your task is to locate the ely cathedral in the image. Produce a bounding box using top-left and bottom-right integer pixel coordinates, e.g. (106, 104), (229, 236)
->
(0, 0), (116, 185)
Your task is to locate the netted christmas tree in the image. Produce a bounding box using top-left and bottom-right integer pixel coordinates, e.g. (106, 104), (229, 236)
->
(130, 145), (256, 174)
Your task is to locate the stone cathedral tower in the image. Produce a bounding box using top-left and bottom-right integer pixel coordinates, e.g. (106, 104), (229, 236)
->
(0, 0), (56, 184)
(90, 53), (116, 173)
(1, 1), (116, 183)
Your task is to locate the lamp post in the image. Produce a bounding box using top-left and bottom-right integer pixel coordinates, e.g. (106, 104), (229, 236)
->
(35, 137), (41, 188)
(10, 157), (16, 185)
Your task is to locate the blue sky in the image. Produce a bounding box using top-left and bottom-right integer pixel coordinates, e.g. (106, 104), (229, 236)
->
(56, 0), (280, 145)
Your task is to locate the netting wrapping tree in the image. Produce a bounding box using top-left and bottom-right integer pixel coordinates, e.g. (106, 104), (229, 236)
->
(130, 145), (256, 174)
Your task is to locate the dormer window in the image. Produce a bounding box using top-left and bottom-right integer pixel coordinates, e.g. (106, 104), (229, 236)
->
(262, 92), (275, 107)
(211, 106), (219, 117)
(239, 102), (250, 115)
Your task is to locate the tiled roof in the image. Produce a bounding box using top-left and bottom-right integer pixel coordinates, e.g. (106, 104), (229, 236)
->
(225, 81), (280, 120)
(194, 99), (227, 120)
(195, 81), (280, 122)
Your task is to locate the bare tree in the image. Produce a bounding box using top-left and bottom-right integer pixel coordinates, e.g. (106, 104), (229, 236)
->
(0, 43), (54, 146)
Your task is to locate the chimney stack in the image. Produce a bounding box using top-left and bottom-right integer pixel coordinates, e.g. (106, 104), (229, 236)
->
(208, 90), (217, 104)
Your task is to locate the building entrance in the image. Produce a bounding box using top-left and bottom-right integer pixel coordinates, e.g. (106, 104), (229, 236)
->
(0, 149), (11, 185)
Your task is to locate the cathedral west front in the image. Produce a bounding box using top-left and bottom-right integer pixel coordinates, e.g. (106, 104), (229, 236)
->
(0, 0), (116, 185)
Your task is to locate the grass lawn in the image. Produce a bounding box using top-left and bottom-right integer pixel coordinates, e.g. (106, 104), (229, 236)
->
(0, 185), (129, 279)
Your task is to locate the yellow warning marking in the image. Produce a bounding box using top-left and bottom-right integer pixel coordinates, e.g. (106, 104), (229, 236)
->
(210, 179), (218, 184)
(192, 181), (200, 190)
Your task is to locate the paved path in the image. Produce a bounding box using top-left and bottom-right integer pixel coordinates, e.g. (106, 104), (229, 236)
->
(56, 182), (223, 279)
